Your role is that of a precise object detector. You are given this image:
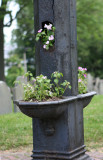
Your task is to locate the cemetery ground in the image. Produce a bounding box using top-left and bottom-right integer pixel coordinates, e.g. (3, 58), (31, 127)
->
(0, 95), (103, 159)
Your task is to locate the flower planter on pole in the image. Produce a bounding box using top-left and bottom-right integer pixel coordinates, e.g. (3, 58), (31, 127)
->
(14, 0), (96, 159)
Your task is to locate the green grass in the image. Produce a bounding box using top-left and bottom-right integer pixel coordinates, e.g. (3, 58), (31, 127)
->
(0, 112), (32, 150)
(0, 95), (103, 151)
(84, 95), (103, 150)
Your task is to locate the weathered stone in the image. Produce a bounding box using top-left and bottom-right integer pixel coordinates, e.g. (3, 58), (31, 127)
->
(87, 74), (103, 95)
(94, 77), (100, 94)
(99, 80), (103, 94)
(87, 73), (94, 92)
(0, 81), (12, 115)
(34, 0), (78, 96)
(32, 0), (95, 160)
(14, 0), (96, 160)
(13, 76), (27, 112)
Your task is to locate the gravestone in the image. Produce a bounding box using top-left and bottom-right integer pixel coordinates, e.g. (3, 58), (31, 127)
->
(94, 77), (100, 94)
(87, 74), (94, 92)
(13, 76), (27, 112)
(87, 74), (103, 94)
(98, 80), (103, 94)
(0, 81), (12, 115)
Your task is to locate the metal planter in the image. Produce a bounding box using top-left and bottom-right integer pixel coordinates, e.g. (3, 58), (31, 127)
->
(14, 91), (96, 160)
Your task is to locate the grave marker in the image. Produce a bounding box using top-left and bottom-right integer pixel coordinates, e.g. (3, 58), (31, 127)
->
(0, 81), (12, 115)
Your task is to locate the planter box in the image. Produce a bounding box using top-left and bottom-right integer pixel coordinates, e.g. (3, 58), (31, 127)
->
(14, 91), (96, 119)
(14, 92), (96, 160)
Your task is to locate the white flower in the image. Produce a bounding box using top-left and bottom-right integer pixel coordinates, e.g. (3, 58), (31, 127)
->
(43, 76), (47, 79)
(43, 45), (47, 49)
(46, 41), (49, 44)
(44, 24), (52, 30)
(78, 79), (82, 82)
(38, 29), (42, 33)
(49, 35), (54, 40)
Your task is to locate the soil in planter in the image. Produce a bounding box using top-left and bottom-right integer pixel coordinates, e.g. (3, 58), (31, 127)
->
(21, 97), (63, 103)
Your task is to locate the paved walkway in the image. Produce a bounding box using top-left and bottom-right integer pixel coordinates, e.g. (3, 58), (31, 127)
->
(0, 147), (103, 160)
(87, 151), (103, 160)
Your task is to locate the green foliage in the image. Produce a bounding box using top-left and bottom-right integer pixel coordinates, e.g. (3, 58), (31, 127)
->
(0, 0), (8, 20)
(11, 0), (35, 75)
(36, 23), (55, 50)
(23, 74), (52, 101)
(9, 0), (103, 79)
(77, 0), (103, 78)
(78, 67), (87, 94)
(51, 71), (71, 97)
(16, 71), (71, 101)
(5, 54), (24, 87)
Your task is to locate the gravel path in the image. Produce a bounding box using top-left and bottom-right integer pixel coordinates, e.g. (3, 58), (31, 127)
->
(0, 147), (103, 160)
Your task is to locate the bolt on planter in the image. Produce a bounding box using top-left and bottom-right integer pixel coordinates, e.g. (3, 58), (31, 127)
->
(14, 0), (96, 159)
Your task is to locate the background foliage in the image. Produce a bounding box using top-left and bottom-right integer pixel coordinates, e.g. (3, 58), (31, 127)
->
(11, 0), (35, 74)
(4, 0), (35, 86)
(77, 0), (103, 78)
(2, 0), (103, 86)
(5, 54), (24, 87)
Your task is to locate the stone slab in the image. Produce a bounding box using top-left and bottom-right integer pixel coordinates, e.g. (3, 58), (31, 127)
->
(0, 81), (12, 115)
(13, 76), (27, 112)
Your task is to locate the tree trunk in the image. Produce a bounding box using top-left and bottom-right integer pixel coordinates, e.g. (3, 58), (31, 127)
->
(0, 19), (5, 81)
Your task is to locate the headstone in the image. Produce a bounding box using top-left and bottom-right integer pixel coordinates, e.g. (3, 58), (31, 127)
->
(87, 73), (94, 92)
(0, 81), (12, 115)
(13, 76), (27, 112)
(94, 77), (100, 94)
(87, 74), (103, 94)
(99, 80), (103, 94)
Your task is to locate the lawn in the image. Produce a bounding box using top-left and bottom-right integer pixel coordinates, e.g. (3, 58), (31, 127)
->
(0, 95), (103, 151)
(84, 95), (103, 150)
(0, 112), (32, 150)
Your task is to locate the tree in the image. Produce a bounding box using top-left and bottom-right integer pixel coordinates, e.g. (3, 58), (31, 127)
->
(0, 0), (8, 81)
(5, 54), (24, 87)
(10, 0), (103, 79)
(0, 0), (27, 81)
(11, 0), (35, 75)
(77, 0), (103, 78)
